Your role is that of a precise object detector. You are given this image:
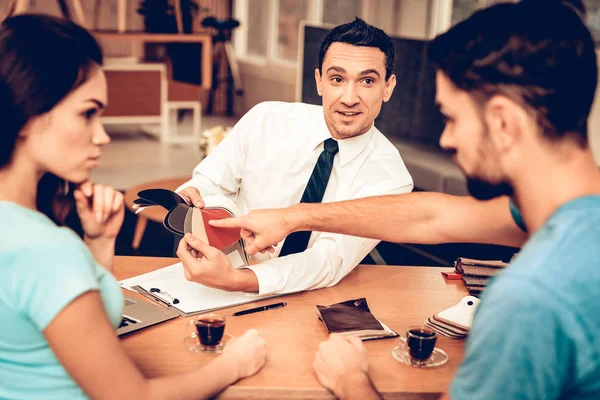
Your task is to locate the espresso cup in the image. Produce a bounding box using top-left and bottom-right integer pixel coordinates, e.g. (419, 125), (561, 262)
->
(185, 313), (226, 353)
(406, 325), (437, 361)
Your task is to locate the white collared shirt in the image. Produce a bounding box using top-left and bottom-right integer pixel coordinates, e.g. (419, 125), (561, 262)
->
(178, 101), (413, 295)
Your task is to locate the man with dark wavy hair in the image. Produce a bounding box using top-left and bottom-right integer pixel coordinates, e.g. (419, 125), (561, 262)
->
(214, 1), (600, 398)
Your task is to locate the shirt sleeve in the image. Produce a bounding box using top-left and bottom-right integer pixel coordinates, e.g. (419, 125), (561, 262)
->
(509, 199), (528, 232)
(176, 104), (262, 198)
(450, 277), (571, 400)
(10, 229), (100, 330)
(245, 181), (413, 295)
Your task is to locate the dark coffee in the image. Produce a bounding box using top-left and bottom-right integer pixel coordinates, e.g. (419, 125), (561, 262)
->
(407, 328), (437, 360)
(195, 316), (226, 346)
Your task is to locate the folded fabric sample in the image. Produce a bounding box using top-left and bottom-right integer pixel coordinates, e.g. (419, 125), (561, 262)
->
(316, 298), (398, 341)
(425, 296), (480, 339)
(453, 257), (510, 297)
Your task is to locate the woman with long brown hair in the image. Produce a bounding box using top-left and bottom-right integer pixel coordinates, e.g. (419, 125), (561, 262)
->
(0, 14), (266, 399)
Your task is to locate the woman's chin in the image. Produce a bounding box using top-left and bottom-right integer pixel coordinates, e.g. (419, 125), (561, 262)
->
(60, 171), (90, 185)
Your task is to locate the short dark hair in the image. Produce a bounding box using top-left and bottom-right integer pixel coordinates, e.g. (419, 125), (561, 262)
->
(0, 14), (103, 225)
(428, 0), (597, 146)
(318, 17), (395, 80)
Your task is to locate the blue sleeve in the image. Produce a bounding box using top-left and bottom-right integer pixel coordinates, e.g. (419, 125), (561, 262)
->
(450, 277), (571, 400)
(10, 229), (100, 330)
(509, 199), (528, 232)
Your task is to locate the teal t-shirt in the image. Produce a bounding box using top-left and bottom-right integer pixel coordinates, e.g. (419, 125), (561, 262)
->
(451, 196), (600, 399)
(0, 202), (124, 399)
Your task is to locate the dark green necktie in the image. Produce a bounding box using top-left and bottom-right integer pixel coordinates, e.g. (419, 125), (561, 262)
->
(279, 138), (339, 257)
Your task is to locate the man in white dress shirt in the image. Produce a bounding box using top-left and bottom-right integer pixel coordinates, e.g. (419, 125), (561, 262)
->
(175, 18), (413, 295)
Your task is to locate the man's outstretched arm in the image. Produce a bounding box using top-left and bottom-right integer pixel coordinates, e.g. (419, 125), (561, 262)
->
(211, 193), (527, 255)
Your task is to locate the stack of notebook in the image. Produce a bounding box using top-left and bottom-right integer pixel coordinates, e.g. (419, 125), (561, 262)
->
(454, 257), (509, 297)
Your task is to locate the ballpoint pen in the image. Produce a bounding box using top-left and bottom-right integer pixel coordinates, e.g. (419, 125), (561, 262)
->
(232, 302), (287, 316)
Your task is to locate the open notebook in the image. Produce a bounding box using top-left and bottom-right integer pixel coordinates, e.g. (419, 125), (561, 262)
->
(119, 262), (288, 317)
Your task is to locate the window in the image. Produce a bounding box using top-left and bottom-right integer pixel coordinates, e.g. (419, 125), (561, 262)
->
(323, 0), (362, 26)
(246, 0), (270, 58)
(450, 0), (514, 26)
(433, 0), (600, 47)
(277, 0), (310, 61)
(235, 0), (313, 66)
(234, 0), (403, 67)
(583, 0), (600, 46)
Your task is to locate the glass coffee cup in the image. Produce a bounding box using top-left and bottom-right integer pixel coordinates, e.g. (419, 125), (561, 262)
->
(406, 325), (437, 362)
(184, 313), (228, 353)
(391, 324), (448, 368)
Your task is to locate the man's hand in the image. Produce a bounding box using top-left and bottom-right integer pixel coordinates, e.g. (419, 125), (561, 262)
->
(74, 181), (124, 240)
(177, 186), (205, 208)
(209, 208), (294, 255)
(177, 233), (258, 292)
(313, 334), (381, 400)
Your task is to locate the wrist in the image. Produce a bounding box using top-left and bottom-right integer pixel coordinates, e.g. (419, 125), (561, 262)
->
(286, 204), (308, 233)
(83, 236), (115, 271)
(84, 235), (116, 244)
(84, 236), (116, 253)
(230, 268), (259, 293)
(335, 371), (378, 400)
(213, 351), (242, 384)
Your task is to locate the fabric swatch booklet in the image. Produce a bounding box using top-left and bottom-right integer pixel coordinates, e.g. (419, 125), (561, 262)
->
(133, 189), (248, 266)
(316, 298), (398, 341)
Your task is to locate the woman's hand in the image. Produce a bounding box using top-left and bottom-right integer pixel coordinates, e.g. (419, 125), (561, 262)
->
(74, 181), (124, 240)
(221, 329), (267, 381)
(74, 182), (124, 271)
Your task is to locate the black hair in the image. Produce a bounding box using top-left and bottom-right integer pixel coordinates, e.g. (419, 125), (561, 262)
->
(0, 14), (103, 225)
(318, 17), (395, 80)
(427, 0), (597, 146)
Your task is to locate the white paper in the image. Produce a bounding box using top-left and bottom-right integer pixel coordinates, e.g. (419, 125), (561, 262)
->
(118, 262), (276, 314)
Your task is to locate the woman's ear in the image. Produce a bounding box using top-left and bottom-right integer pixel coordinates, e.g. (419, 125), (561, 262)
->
(18, 114), (46, 139)
(18, 120), (33, 139)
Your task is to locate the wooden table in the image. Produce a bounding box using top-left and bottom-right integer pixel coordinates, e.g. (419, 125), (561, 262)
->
(123, 177), (189, 249)
(92, 31), (213, 91)
(116, 257), (468, 399)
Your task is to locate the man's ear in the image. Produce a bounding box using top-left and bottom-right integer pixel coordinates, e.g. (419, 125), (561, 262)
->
(314, 68), (323, 97)
(383, 74), (397, 102)
(484, 95), (527, 153)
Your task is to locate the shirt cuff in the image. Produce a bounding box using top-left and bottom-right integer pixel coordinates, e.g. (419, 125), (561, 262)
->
(242, 262), (280, 296)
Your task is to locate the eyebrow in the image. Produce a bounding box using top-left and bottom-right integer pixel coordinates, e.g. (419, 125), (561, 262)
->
(326, 66), (381, 79)
(359, 69), (380, 78)
(85, 99), (106, 109)
(326, 66), (347, 74)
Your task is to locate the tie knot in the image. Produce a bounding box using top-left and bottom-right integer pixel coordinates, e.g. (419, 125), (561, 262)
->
(324, 138), (339, 154)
